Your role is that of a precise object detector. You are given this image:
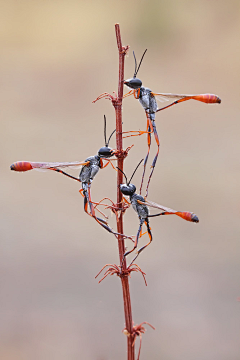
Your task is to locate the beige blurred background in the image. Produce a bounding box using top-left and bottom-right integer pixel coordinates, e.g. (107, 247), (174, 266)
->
(1, 1), (240, 359)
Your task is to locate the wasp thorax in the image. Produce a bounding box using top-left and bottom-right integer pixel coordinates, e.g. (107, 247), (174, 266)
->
(98, 147), (114, 158)
(120, 183), (136, 196)
(124, 78), (142, 89)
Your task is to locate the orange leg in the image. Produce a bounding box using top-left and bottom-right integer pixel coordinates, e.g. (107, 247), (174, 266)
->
(122, 129), (152, 139)
(101, 159), (118, 171)
(79, 188), (84, 197)
(123, 90), (134, 98)
(80, 187), (106, 218)
(139, 115), (152, 195)
(122, 218), (145, 268)
(145, 120), (160, 198)
(139, 229), (148, 238)
(81, 186), (108, 224)
(101, 160), (110, 169)
(156, 97), (191, 113)
(80, 187), (107, 219)
(109, 160), (118, 171)
(85, 187), (132, 239)
(128, 219), (152, 267)
(87, 187), (109, 226)
(50, 168), (81, 182)
(80, 188), (108, 220)
(122, 196), (131, 205)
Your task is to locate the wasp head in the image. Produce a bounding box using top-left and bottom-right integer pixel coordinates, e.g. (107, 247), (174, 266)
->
(117, 159), (143, 197)
(124, 78), (142, 89)
(98, 146), (114, 158)
(120, 183), (136, 196)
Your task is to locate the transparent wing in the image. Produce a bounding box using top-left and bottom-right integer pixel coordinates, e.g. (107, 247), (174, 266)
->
(137, 199), (199, 222)
(153, 93), (188, 107)
(152, 93), (221, 109)
(138, 199), (177, 214)
(31, 161), (90, 171)
(153, 93), (191, 100)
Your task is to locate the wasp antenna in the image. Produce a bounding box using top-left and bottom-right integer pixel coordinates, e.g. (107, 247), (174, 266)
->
(107, 128), (116, 146)
(104, 115), (107, 146)
(116, 166), (128, 184)
(133, 50), (138, 78)
(135, 49), (147, 77)
(128, 159), (144, 185)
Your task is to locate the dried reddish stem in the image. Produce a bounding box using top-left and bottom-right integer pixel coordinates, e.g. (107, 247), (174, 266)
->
(95, 263), (147, 286)
(124, 322), (155, 360)
(114, 23), (135, 360)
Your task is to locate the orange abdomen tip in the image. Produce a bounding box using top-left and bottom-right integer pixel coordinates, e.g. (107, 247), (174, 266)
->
(207, 94), (221, 104)
(10, 161), (33, 172)
(193, 94), (221, 104)
(190, 213), (199, 223)
(176, 212), (199, 223)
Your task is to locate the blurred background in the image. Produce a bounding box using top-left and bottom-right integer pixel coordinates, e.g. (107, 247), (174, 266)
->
(1, 0), (240, 359)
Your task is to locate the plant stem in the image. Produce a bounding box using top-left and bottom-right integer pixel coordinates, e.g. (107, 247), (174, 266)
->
(114, 23), (135, 360)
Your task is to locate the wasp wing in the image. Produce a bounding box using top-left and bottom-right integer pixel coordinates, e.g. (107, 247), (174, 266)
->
(31, 161), (90, 171)
(10, 160), (90, 172)
(152, 93), (190, 109)
(137, 199), (177, 213)
(137, 199), (199, 223)
(152, 93), (221, 109)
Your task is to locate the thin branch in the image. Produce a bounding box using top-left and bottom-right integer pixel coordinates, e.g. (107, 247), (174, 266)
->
(114, 23), (135, 360)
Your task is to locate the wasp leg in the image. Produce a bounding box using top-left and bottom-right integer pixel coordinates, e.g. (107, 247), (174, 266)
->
(101, 159), (118, 171)
(121, 218), (145, 268)
(108, 160), (118, 171)
(148, 212), (164, 218)
(86, 187), (132, 238)
(139, 115), (152, 195)
(123, 90), (134, 98)
(81, 188), (109, 222)
(122, 196), (131, 205)
(122, 130), (151, 139)
(79, 188), (84, 197)
(101, 160), (110, 169)
(156, 98), (190, 113)
(145, 120), (160, 198)
(128, 219), (153, 267)
(87, 188), (112, 227)
(82, 187), (108, 225)
(50, 168), (81, 182)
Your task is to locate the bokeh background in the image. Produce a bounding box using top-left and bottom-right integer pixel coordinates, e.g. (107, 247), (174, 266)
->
(1, 1), (240, 359)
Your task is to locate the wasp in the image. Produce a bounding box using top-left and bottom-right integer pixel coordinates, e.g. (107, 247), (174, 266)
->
(10, 116), (128, 238)
(118, 160), (199, 267)
(124, 50), (221, 197)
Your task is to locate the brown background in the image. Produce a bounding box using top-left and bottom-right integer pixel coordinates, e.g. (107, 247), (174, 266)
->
(1, 1), (240, 359)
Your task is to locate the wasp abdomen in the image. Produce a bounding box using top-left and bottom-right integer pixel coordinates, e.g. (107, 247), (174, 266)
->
(10, 161), (33, 172)
(192, 94), (221, 104)
(176, 211), (199, 223)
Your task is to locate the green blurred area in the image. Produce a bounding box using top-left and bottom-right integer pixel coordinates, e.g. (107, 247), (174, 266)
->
(1, 1), (240, 359)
